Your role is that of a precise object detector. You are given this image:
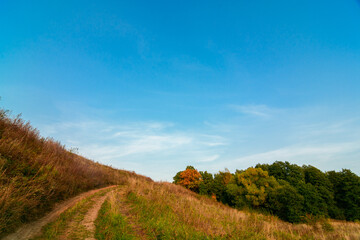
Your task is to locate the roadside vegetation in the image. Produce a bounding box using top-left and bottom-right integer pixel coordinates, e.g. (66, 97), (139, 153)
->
(0, 108), (150, 237)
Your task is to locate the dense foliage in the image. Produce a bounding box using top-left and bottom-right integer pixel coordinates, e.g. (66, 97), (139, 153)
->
(173, 162), (360, 223)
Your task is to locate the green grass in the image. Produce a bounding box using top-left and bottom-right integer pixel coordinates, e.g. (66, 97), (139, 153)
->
(95, 199), (137, 240)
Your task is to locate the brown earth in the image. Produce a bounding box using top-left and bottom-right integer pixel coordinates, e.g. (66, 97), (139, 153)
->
(81, 192), (110, 240)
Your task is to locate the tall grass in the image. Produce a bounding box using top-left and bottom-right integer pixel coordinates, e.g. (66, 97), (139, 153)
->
(0, 109), (150, 237)
(120, 177), (360, 240)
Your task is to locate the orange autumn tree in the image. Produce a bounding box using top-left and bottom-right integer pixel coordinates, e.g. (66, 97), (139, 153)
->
(173, 166), (202, 192)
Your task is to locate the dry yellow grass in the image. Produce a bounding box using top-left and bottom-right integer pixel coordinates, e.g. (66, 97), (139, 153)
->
(0, 110), (150, 237)
(122, 176), (360, 240)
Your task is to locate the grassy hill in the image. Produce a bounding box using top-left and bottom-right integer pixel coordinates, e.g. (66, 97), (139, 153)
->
(0, 109), (149, 237)
(93, 177), (360, 240)
(1, 109), (360, 240)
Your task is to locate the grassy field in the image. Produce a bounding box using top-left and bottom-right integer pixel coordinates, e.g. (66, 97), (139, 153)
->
(95, 177), (360, 240)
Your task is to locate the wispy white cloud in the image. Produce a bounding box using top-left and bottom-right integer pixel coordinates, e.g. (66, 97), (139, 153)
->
(199, 141), (360, 175)
(197, 134), (227, 146)
(38, 103), (360, 180)
(233, 142), (360, 164)
(38, 119), (226, 180)
(197, 154), (220, 163)
(83, 134), (192, 161)
(202, 105), (360, 175)
(229, 104), (280, 118)
(42, 121), (190, 156)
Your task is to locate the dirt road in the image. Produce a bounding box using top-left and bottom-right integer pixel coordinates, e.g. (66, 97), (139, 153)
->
(81, 192), (109, 240)
(2, 185), (117, 240)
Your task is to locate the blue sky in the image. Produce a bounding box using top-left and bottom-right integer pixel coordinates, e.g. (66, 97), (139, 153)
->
(1, 0), (360, 181)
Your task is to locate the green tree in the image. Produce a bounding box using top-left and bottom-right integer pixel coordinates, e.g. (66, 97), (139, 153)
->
(199, 171), (214, 196)
(297, 182), (327, 217)
(213, 170), (232, 204)
(227, 168), (279, 209)
(267, 180), (304, 223)
(302, 165), (336, 217)
(327, 169), (360, 221)
(256, 161), (305, 186)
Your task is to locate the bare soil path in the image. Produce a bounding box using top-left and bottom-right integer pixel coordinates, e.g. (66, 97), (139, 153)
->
(79, 192), (110, 240)
(2, 185), (117, 240)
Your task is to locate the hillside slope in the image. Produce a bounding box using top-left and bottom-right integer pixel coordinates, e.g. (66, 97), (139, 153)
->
(95, 177), (360, 240)
(0, 109), (149, 238)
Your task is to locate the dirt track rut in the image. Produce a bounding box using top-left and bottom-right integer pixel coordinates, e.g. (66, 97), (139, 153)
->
(3, 185), (116, 240)
(81, 192), (109, 240)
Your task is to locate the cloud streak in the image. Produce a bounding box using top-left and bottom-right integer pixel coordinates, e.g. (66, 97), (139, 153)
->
(233, 142), (360, 164)
(39, 119), (226, 180)
(229, 104), (281, 118)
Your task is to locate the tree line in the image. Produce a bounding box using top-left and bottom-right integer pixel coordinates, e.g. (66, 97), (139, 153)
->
(173, 162), (360, 223)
